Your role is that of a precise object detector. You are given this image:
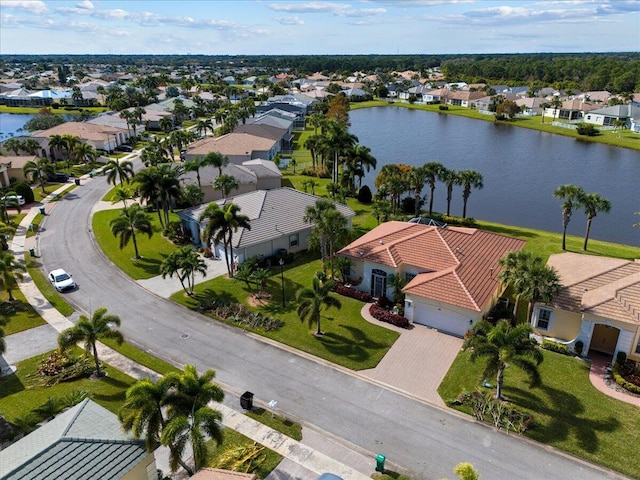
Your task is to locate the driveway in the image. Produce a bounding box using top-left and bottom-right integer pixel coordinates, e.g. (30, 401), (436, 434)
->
(358, 305), (462, 407)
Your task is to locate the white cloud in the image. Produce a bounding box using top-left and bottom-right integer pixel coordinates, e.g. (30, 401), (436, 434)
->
(0, 0), (48, 14)
(277, 15), (304, 25)
(76, 0), (93, 10)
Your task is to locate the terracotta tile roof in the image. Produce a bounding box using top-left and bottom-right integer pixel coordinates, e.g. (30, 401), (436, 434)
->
(32, 121), (125, 141)
(338, 221), (526, 311)
(548, 252), (640, 325)
(186, 133), (277, 157)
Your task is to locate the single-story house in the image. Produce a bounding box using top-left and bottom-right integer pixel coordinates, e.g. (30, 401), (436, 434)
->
(178, 187), (355, 262)
(0, 154), (36, 184)
(32, 122), (128, 154)
(184, 133), (279, 164)
(337, 221), (526, 337)
(233, 124), (292, 152)
(0, 399), (157, 480)
(583, 104), (640, 128)
(445, 90), (486, 107)
(181, 159), (281, 203)
(532, 252), (640, 361)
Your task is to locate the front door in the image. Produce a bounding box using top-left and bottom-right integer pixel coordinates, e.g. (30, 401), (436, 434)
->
(591, 324), (620, 355)
(371, 270), (387, 298)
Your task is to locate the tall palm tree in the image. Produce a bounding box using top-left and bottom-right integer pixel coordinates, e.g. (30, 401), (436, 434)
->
(162, 365), (224, 475)
(0, 221), (15, 251)
(463, 319), (543, 400)
(61, 134), (81, 161)
(303, 199), (335, 269)
(580, 192), (612, 251)
(458, 169), (484, 219)
(0, 252), (26, 301)
(195, 118), (214, 137)
(303, 134), (323, 170)
(58, 307), (124, 378)
(48, 134), (65, 161)
(105, 158), (135, 186)
(109, 204), (153, 259)
(73, 141), (98, 166)
(161, 247), (207, 296)
(408, 165), (428, 218)
(184, 156), (208, 188)
(322, 119), (358, 184)
(156, 164), (182, 227)
(344, 143), (377, 193)
(521, 261), (562, 324)
(498, 250), (535, 321)
(213, 174), (238, 199)
(553, 184), (585, 250)
(21, 138), (41, 156)
(0, 191), (22, 223)
(296, 273), (342, 336)
(423, 162), (444, 216)
(23, 158), (54, 193)
(440, 167), (461, 216)
(204, 151), (229, 176)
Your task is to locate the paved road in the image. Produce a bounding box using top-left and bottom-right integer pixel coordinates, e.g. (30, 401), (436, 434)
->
(39, 173), (629, 480)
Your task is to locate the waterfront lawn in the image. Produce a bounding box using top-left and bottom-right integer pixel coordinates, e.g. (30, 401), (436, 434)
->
(0, 349), (135, 424)
(92, 209), (180, 279)
(438, 349), (640, 478)
(171, 253), (400, 371)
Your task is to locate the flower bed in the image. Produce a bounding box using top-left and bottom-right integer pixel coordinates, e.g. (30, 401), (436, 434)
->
(369, 304), (411, 329)
(334, 284), (372, 303)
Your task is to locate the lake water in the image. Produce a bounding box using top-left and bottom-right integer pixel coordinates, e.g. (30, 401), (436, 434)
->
(349, 107), (640, 247)
(0, 113), (35, 141)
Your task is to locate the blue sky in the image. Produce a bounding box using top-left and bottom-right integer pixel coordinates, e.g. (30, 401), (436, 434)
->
(1, 0), (639, 55)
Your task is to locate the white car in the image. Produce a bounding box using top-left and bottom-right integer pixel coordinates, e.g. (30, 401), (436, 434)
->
(1, 195), (25, 206)
(49, 269), (76, 292)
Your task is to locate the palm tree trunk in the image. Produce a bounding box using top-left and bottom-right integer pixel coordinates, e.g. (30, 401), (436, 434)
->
(92, 342), (102, 377)
(131, 228), (140, 259)
(496, 367), (505, 399)
(429, 186), (435, 216)
(583, 218), (592, 251)
(446, 186), (453, 216)
(562, 225), (567, 250)
(168, 444), (194, 476)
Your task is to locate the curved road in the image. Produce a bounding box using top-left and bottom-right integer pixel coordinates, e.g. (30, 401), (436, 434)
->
(39, 172), (628, 480)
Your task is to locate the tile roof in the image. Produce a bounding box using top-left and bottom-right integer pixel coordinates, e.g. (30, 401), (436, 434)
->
(233, 124), (287, 141)
(186, 133), (278, 157)
(0, 399), (148, 480)
(338, 221), (525, 311)
(32, 121), (125, 141)
(548, 252), (640, 325)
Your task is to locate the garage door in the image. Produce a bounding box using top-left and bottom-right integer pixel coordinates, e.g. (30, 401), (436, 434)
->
(413, 305), (471, 337)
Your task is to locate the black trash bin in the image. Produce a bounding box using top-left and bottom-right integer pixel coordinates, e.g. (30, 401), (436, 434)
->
(39, 207), (45, 215)
(29, 248), (35, 256)
(74, 178), (80, 186)
(240, 391), (254, 410)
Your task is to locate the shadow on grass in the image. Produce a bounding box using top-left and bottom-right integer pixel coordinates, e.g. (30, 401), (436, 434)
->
(132, 256), (163, 275)
(502, 384), (620, 452)
(317, 326), (372, 363)
(0, 371), (25, 396)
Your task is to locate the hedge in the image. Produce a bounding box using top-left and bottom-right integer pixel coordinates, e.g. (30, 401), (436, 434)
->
(369, 304), (411, 329)
(334, 284), (372, 303)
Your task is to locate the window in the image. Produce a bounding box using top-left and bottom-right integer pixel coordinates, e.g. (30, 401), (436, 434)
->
(536, 308), (552, 330)
(635, 337), (640, 354)
(289, 233), (299, 248)
(404, 272), (416, 282)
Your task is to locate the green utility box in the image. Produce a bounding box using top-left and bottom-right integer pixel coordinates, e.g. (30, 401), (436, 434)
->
(375, 453), (386, 472)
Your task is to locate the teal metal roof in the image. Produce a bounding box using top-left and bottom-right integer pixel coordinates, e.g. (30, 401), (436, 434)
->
(0, 399), (149, 480)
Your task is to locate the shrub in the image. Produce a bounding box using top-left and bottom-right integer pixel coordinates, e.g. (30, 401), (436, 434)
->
(13, 182), (35, 204)
(195, 296), (284, 332)
(616, 351), (627, 366)
(454, 390), (534, 434)
(576, 123), (599, 136)
(369, 304), (410, 329)
(541, 339), (570, 355)
(357, 185), (372, 204)
(574, 340), (584, 356)
(163, 221), (190, 245)
(376, 295), (393, 310)
(613, 361), (640, 394)
(439, 105), (449, 110)
(334, 284), (372, 302)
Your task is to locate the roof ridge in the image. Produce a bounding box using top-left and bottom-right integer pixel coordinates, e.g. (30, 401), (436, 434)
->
(452, 269), (481, 311)
(61, 398), (90, 438)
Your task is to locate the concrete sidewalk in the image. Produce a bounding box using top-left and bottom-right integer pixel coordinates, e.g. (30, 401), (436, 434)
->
(7, 179), (374, 480)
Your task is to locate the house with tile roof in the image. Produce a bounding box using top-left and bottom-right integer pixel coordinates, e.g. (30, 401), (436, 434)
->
(184, 132), (280, 164)
(31, 121), (128, 153)
(0, 399), (156, 480)
(337, 221), (526, 337)
(178, 187), (354, 262)
(535, 253), (640, 360)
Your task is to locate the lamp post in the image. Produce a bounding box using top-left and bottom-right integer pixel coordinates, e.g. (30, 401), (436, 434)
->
(279, 257), (285, 307)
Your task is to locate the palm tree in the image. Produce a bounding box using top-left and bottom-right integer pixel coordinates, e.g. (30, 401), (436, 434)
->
(296, 273), (342, 336)
(0, 191), (22, 223)
(498, 250), (535, 321)
(553, 184), (585, 250)
(521, 261), (562, 324)
(161, 247), (207, 296)
(463, 319), (543, 400)
(303, 199), (335, 269)
(580, 193), (612, 251)
(48, 134), (65, 161)
(0, 252), (26, 301)
(408, 165), (427, 218)
(58, 307), (124, 378)
(204, 151), (228, 176)
(21, 138), (41, 156)
(195, 118), (214, 137)
(199, 202), (250, 277)
(111, 186), (133, 210)
(213, 174), (238, 199)
(156, 164), (182, 227)
(184, 156), (209, 188)
(458, 169), (484, 219)
(109, 204), (153, 259)
(162, 365), (224, 475)
(180, 184), (204, 207)
(423, 162), (444, 216)
(440, 167), (461, 216)
(322, 120), (358, 184)
(23, 158), (54, 193)
(105, 158), (135, 186)
(0, 221), (15, 250)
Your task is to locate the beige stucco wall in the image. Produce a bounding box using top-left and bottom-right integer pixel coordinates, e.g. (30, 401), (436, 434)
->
(532, 309), (582, 341)
(121, 453), (156, 480)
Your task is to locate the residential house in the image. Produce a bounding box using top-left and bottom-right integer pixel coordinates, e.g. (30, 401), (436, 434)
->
(255, 103), (306, 129)
(178, 187), (355, 262)
(0, 399), (157, 480)
(233, 123), (292, 152)
(184, 132), (280, 163)
(533, 252), (640, 361)
(337, 221), (526, 337)
(445, 90), (486, 108)
(516, 97), (548, 116)
(553, 99), (599, 121)
(32, 122), (128, 154)
(0, 154), (36, 184)
(583, 104), (640, 128)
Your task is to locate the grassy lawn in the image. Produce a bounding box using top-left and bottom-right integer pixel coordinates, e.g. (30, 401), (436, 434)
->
(25, 258), (75, 317)
(100, 337), (182, 376)
(92, 209), (181, 279)
(26, 213), (43, 238)
(0, 349), (136, 423)
(438, 349), (640, 478)
(1, 289), (46, 336)
(205, 428), (283, 480)
(171, 252), (400, 371)
(245, 408), (302, 441)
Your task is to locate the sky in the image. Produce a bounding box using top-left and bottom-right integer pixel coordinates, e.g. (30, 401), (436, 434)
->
(1, 0), (639, 55)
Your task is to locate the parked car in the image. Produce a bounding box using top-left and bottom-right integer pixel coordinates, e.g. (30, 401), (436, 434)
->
(0, 195), (25, 206)
(47, 172), (69, 183)
(48, 268), (76, 292)
(115, 145), (133, 152)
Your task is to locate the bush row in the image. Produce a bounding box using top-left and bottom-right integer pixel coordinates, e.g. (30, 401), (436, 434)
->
(541, 339), (570, 355)
(334, 284), (372, 303)
(613, 361), (640, 395)
(369, 304), (411, 329)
